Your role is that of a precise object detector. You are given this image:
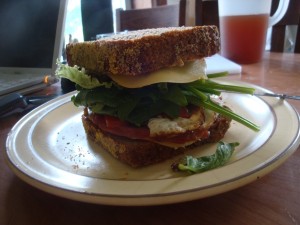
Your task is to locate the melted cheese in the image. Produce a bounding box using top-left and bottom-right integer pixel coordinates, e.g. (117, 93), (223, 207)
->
(109, 59), (207, 88)
(151, 140), (197, 149)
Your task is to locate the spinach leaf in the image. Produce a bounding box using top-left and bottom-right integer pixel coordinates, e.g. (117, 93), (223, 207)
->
(69, 73), (260, 131)
(126, 99), (181, 126)
(161, 84), (188, 106)
(172, 142), (239, 174)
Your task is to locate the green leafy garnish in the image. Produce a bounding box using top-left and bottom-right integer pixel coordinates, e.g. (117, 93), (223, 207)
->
(56, 63), (260, 131)
(172, 141), (239, 174)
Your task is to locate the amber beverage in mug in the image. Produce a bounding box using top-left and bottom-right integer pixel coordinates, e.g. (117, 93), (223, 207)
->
(218, 0), (290, 64)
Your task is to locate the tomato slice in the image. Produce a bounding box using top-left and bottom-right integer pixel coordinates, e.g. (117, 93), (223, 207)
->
(91, 114), (150, 139)
(104, 115), (129, 128)
(89, 114), (209, 144)
(179, 107), (190, 118)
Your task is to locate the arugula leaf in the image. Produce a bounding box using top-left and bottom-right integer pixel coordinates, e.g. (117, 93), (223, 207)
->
(126, 99), (181, 126)
(186, 79), (256, 95)
(207, 71), (229, 78)
(201, 97), (260, 131)
(117, 94), (140, 121)
(161, 84), (188, 106)
(72, 87), (119, 107)
(58, 63), (260, 131)
(172, 141), (239, 174)
(70, 82), (260, 130)
(182, 84), (260, 131)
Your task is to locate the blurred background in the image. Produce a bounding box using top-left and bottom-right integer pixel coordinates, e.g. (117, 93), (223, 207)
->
(64, 0), (297, 52)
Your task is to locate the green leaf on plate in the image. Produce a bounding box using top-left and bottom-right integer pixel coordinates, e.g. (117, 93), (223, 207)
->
(172, 141), (240, 174)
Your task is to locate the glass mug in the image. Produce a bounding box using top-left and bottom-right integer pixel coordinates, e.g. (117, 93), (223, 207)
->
(218, 0), (290, 64)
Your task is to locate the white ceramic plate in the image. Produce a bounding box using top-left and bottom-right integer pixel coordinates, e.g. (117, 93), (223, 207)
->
(5, 80), (300, 206)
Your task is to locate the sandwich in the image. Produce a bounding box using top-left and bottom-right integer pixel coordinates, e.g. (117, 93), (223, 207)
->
(56, 26), (259, 168)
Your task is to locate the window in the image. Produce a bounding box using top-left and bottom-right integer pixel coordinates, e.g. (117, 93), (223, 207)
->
(64, 0), (127, 41)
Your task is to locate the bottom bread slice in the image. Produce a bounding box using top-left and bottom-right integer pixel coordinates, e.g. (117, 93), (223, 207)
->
(82, 114), (231, 168)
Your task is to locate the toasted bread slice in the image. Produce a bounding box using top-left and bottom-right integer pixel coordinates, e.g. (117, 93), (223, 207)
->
(66, 26), (220, 77)
(81, 113), (231, 168)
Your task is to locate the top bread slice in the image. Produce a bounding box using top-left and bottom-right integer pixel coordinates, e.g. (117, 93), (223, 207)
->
(66, 26), (220, 77)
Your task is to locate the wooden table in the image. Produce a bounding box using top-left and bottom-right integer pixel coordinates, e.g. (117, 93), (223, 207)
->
(0, 52), (299, 225)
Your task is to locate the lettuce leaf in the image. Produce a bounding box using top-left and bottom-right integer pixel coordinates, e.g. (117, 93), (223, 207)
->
(56, 61), (112, 89)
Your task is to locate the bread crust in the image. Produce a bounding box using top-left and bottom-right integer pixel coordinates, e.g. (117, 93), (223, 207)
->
(81, 113), (231, 168)
(66, 26), (220, 77)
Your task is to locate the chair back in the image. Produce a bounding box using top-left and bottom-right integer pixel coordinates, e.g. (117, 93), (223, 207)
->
(115, 0), (186, 32)
(195, 0), (219, 28)
(270, 0), (300, 53)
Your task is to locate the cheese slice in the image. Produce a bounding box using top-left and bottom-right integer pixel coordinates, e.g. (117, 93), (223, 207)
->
(151, 140), (197, 149)
(109, 59), (207, 88)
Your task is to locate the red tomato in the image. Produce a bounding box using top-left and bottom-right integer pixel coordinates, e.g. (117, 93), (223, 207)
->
(104, 115), (129, 128)
(92, 114), (150, 139)
(90, 114), (209, 144)
(179, 107), (190, 118)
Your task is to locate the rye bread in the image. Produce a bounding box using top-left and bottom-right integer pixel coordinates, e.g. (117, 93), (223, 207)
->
(66, 26), (220, 77)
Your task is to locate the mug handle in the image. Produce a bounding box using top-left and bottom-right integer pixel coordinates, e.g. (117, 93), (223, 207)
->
(269, 0), (290, 27)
